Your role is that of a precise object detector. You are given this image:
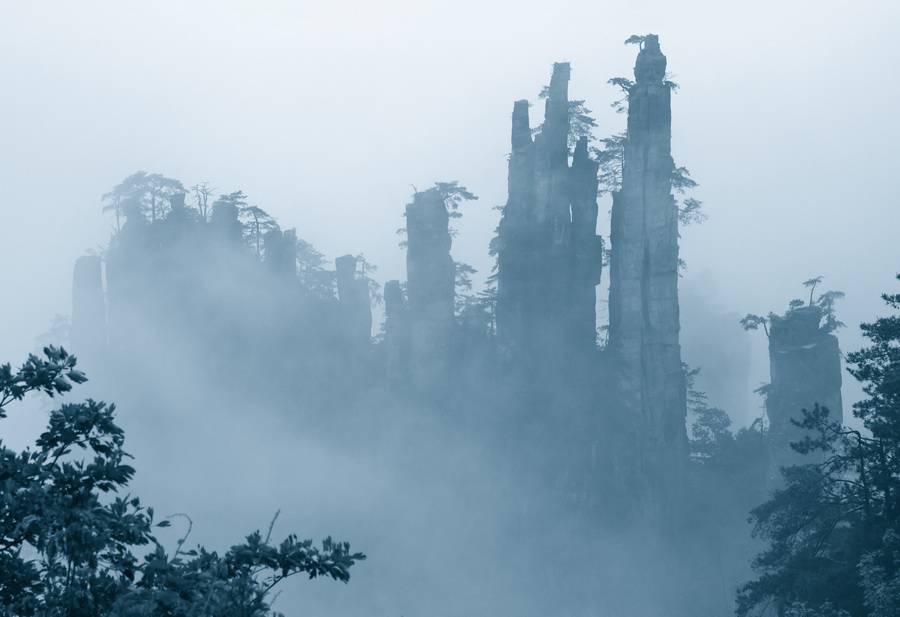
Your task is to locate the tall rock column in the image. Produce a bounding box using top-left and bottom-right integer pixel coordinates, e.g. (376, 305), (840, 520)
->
(766, 306), (843, 483)
(496, 63), (603, 374)
(607, 35), (687, 519)
(496, 99), (536, 359)
(71, 255), (107, 365)
(264, 228), (298, 277)
(405, 188), (455, 390)
(383, 279), (409, 384)
(568, 137), (603, 350)
(335, 254), (373, 349)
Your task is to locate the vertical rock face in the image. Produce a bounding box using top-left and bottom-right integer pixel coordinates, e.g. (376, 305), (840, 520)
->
(335, 254), (373, 348)
(405, 189), (455, 389)
(210, 200), (242, 243)
(766, 306), (843, 481)
(496, 99), (536, 360)
(383, 279), (409, 382)
(71, 255), (107, 364)
(569, 138), (603, 350)
(607, 35), (687, 517)
(496, 63), (603, 375)
(264, 228), (298, 277)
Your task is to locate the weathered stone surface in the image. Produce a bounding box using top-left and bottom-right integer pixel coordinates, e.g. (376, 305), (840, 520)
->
(335, 254), (372, 348)
(607, 35), (687, 519)
(265, 228), (298, 277)
(766, 305), (843, 482)
(405, 189), (455, 389)
(496, 63), (603, 374)
(569, 137), (603, 349)
(71, 255), (107, 364)
(210, 199), (242, 243)
(383, 279), (409, 383)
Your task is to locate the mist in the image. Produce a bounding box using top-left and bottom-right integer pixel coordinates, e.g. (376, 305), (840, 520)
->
(2, 2), (899, 616)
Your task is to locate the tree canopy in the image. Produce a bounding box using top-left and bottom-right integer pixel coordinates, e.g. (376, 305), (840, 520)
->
(0, 347), (364, 616)
(737, 275), (900, 617)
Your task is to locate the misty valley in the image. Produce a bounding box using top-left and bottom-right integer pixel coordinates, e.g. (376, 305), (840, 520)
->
(2, 31), (899, 617)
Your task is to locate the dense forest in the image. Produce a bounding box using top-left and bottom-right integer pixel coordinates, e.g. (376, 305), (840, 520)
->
(2, 33), (898, 617)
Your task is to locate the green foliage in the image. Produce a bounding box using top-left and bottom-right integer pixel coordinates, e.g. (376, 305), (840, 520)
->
(594, 139), (704, 229)
(102, 171), (186, 226)
(606, 78), (633, 114)
(847, 275), (900, 446)
(593, 132), (626, 196)
(783, 602), (851, 617)
(214, 190), (249, 211)
(455, 287), (497, 338)
(0, 348), (364, 616)
(103, 173), (338, 303)
(740, 313), (770, 337)
(0, 345), (86, 416)
(239, 205), (280, 257)
(433, 181), (478, 219)
(190, 181), (215, 222)
(817, 290), (847, 334)
(738, 275), (900, 616)
(741, 278), (845, 339)
(803, 276), (824, 304)
(537, 86), (599, 151)
(624, 34), (650, 47)
(355, 254), (383, 305)
(454, 261), (476, 295)
(686, 364), (734, 462)
(671, 166), (706, 226)
(686, 364), (767, 470)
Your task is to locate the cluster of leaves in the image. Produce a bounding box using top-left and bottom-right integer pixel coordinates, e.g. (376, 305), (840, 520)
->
(452, 260), (497, 336)
(354, 254), (383, 305)
(685, 364), (767, 467)
(593, 135), (704, 226)
(102, 172), (361, 308)
(294, 237), (335, 299)
(595, 40), (703, 226)
(606, 34), (679, 114)
(208, 190), (282, 258)
(686, 364), (733, 462)
(593, 132), (625, 196)
(102, 172), (187, 228)
(0, 347), (363, 616)
(737, 275), (900, 616)
(433, 181), (478, 222)
(535, 86), (599, 153)
(741, 276), (846, 338)
(397, 181), (477, 247)
(672, 167), (706, 226)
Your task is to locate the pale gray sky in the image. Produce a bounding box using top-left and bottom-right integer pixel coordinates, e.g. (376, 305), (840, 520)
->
(2, 0), (898, 409)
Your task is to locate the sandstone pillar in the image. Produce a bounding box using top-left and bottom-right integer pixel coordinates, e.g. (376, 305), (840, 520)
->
(607, 35), (687, 519)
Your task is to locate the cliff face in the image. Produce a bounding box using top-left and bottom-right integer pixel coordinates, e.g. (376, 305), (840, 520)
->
(766, 305), (843, 482)
(405, 188), (455, 390)
(383, 279), (409, 384)
(265, 229), (298, 278)
(496, 63), (603, 379)
(335, 254), (372, 349)
(607, 35), (687, 517)
(71, 255), (107, 367)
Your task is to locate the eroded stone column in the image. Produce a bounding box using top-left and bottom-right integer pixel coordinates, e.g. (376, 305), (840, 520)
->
(335, 254), (372, 349)
(766, 306), (843, 483)
(607, 35), (687, 520)
(496, 63), (603, 372)
(71, 255), (107, 365)
(405, 188), (454, 390)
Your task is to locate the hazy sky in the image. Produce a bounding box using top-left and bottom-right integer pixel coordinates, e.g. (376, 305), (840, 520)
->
(2, 0), (898, 409)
